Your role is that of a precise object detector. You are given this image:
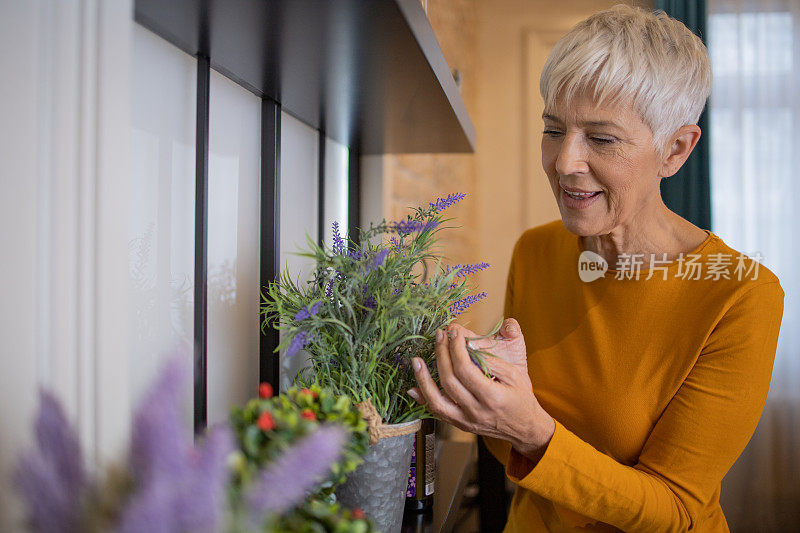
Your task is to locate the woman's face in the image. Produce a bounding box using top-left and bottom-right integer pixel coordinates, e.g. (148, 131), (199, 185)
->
(541, 93), (665, 237)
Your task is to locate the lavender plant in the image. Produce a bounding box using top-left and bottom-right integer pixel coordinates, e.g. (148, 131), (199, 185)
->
(117, 360), (234, 533)
(14, 360), (363, 533)
(261, 193), (492, 424)
(13, 391), (86, 533)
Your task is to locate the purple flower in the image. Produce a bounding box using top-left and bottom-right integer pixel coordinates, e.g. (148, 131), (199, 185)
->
(450, 292), (488, 316)
(286, 330), (309, 358)
(393, 352), (409, 370)
(391, 220), (439, 233)
(246, 425), (346, 522)
(332, 221), (345, 255)
(448, 262), (490, 277)
(390, 237), (401, 251)
(14, 390), (87, 533)
(348, 246), (363, 261)
(360, 284), (377, 310)
(294, 301), (322, 321)
(118, 425), (234, 533)
(118, 358), (235, 533)
(128, 360), (189, 484)
(430, 192), (466, 212)
(367, 249), (389, 272)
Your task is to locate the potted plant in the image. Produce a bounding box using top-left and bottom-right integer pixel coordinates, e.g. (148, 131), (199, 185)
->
(229, 383), (370, 498)
(261, 193), (491, 532)
(13, 360), (374, 533)
(230, 383), (375, 532)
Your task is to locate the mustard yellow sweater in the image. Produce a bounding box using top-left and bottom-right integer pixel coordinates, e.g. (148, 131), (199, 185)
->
(485, 220), (784, 532)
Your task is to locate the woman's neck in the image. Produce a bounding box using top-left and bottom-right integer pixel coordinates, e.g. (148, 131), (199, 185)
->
(579, 198), (707, 269)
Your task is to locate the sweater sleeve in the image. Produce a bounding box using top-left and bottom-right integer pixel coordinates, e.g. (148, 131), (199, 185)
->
(505, 281), (784, 532)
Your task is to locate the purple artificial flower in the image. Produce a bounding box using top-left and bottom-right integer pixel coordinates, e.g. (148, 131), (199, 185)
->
(180, 426), (235, 529)
(447, 262), (490, 277)
(285, 330), (309, 358)
(430, 192), (466, 212)
(367, 249), (389, 272)
(128, 359), (189, 484)
(347, 246), (363, 261)
(332, 221), (345, 255)
(450, 292), (488, 316)
(393, 352), (409, 370)
(360, 283), (377, 310)
(332, 218), (363, 259)
(391, 220), (439, 234)
(294, 301), (322, 321)
(118, 358), (235, 533)
(14, 390), (87, 533)
(246, 425), (346, 523)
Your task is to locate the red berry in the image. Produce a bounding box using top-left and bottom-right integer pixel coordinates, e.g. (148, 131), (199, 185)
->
(258, 382), (273, 399)
(352, 508), (366, 520)
(257, 411), (276, 431)
(300, 409), (317, 421)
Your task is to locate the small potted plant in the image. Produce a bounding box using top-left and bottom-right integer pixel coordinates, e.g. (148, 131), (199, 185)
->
(261, 193), (490, 533)
(13, 360), (373, 533)
(229, 383), (370, 497)
(229, 383), (375, 532)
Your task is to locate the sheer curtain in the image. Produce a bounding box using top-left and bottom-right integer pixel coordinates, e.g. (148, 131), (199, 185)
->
(708, 0), (800, 529)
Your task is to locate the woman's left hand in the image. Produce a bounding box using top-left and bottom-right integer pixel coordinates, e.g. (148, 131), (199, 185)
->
(408, 323), (555, 459)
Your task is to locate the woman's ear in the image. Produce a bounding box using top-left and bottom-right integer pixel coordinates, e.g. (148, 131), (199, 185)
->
(659, 125), (701, 178)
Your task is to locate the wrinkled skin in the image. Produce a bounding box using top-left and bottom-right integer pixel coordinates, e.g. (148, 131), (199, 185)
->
(408, 319), (554, 459)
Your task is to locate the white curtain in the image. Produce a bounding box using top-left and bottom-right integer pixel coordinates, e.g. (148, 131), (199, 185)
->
(708, 0), (800, 530)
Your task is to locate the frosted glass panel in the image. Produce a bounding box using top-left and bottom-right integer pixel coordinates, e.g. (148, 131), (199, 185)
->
(279, 112), (319, 389)
(323, 137), (349, 246)
(207, 71), (262, 424)
(129, 24), (196, 411)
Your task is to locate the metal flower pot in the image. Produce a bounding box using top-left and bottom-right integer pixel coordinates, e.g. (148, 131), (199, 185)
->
(335, 420), (419, 533)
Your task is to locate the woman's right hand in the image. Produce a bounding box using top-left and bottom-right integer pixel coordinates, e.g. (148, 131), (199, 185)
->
(459, 318), (528, 375)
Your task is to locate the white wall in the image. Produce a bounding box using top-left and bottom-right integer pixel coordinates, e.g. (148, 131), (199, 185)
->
(0, 5), (362, 528)
(129, 23), (196, 418)
(207, 70), (262, 424)
(277, 115), (356, 389)
(323, 138), (349, 245)
(129, 27), (266, 425)
(0, 0), (133, 529)
(278, 113), (320, 389)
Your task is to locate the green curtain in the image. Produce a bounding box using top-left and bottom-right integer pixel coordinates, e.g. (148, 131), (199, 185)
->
(656, 0), (712, 230)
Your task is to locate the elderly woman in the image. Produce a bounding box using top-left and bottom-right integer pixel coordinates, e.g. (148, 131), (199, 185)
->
(408, 5), (784, 532)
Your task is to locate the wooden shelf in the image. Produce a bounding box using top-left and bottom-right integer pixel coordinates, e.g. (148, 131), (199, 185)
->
(134, 0), (476, 154)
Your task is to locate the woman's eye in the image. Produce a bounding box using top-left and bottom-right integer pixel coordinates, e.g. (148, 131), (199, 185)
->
(543, 130), (563, 137)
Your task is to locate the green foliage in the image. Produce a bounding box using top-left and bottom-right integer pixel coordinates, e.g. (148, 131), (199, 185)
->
(261, 197), (488, 423)
(265, 498), (374, 533)
(229, 385), (369, 494)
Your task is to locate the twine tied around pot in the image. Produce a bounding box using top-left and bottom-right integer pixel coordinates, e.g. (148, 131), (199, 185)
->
(355, 399), (421, 445)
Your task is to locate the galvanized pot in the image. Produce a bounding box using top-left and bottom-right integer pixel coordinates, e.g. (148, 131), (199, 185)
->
(335, 420), (419, 533)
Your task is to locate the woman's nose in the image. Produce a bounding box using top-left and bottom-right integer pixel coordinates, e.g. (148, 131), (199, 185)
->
(555, 134), (589, 176)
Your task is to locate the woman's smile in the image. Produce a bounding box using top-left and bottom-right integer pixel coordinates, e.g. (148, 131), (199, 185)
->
(560, 184), (604, 209)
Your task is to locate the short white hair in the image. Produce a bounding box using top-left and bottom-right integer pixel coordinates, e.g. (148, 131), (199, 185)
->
(540, 4), (712, 149)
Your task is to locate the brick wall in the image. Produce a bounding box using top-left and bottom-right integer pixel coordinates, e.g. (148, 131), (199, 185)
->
(383, 0), (484, 328)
